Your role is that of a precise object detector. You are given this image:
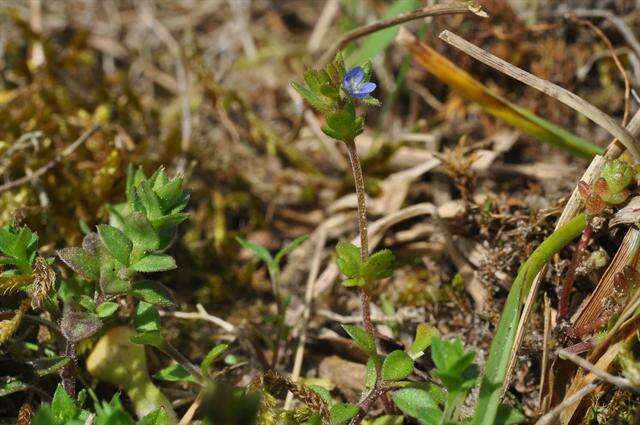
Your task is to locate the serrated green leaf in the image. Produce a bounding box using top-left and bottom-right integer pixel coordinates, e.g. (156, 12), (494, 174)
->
(330, 403), (359, 424)
(201, 343), (229, 375)
(382, 350), (414, 381)
(150, 213), (189, 229)
(51, 383), (79, 421)
(136, 181), (163, 220)
(130, 280), (175, 307)
(134, 301), (161, 333)
(98, 224), (132, 266)
(291, 81), (333, 115)
(97, 302), (119, 318)
(79, 294), (96, 312)
(123, 212), (160, 254)
(336, 241), (361, 278)
(361, 249), (394, 283)
(57, 247), (100, 281)
(342, 324), (376, 357)
(236, 237), (273, 264)
(155, 177), (184, 210)
(308, 385), (331, 405)
(409, 324), (438, 359)
(60, 309), (102, 342)
(130, 254), (176, 273)
(392, 387), (441, 425)
(138, 408), (169, 425)
(153, 363), (197, 383)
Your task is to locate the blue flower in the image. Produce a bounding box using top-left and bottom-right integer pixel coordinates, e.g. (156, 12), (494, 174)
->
(342, 66), (376, 99)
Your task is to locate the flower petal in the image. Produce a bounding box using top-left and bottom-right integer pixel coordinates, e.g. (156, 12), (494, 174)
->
(359, 82), (377, 94)
(344, 66), (364, 85)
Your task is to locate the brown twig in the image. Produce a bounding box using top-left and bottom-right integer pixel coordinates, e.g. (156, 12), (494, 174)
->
(0, 125), (101, 194)
(568, 14), (631, 126)
(318, 2), (487, 68)
(569, 9), (640, 62)
(438, 30), (640, 161)
(558, 349), (640, 394)
(534, 380), (601, 425)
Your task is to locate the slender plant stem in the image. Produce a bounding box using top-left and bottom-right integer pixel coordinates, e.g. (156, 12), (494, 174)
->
(346, 142), (384, 424)
(160, 341), (204, 384)
(268, 266), (285, 369)
(558, 219), (593, 319)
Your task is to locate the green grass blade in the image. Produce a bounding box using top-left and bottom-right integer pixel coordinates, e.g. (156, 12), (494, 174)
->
(347, 0), (419, 66)
(473, 213), (587, 424)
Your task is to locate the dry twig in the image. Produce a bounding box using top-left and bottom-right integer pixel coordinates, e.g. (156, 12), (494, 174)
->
(318, 2), (487, 67)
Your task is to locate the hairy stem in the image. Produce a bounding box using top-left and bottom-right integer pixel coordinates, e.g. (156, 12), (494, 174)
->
(346, 142), (383, 424)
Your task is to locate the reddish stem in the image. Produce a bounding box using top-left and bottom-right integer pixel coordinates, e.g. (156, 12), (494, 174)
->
(558, 220), (593, 319)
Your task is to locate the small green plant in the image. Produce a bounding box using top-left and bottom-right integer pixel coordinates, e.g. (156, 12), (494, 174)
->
(236, 234), (309, 368)
(292, 54), (491, 424)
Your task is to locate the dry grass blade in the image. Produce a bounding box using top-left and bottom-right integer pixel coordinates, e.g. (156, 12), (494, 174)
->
(570, 228), (640, 334)
(438, 30), (640, 161)
(396, 28), (602, 159)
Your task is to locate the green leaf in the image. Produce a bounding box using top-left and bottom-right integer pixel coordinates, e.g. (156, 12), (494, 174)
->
(291, 81), (333, 115)
(308, 385), (331, 405)
(130, 254), (177, 273)
(382, 350), (414, 381)
(342, 277), (366, 287)
(134, 301), (161, 333)
(138, 408), (169, 425)
(473, 213), (587, 425)
(0, 378), (28, 397)
(153, 363), (197, 383)
(325, 110), (362, 142)
(348, 0), (419, 66)
(31, 356), (71, 377)
(60, 309), (102, 342)
(431, 337), (477, 392)
(97, 302), (119, 318)
(341, 324), (376, 357)
(79, 294), (96, 312)
(201, 344), (229, 375)
(98, 224), (133, 266)
(51, 384), (79, 421)
(130, 280), (175, 307)
(336, 241), (361, 278)
(150, 213), (189, 229)
(123, 212), (160, 253)
(330, 403), (359, 424)
(136, 181), (164, 220)
(155, 176), (184, 208)
(361, 249), (394, 283)
(57, 247), (100, 281)
(409, 324), (438, 359)
(130, 331), (164, 348)
(496, 404), (526, 425)
(236, 237), (273, 265)
(392, 387), (441, 425)
(274, 235), (309, 264)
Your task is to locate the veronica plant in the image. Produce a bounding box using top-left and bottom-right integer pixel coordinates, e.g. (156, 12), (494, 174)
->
(292, 55), (487, 424)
